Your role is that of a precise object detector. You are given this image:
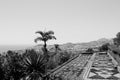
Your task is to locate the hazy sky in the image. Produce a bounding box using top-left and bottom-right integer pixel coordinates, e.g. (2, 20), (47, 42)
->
(0, 0), (120, 45)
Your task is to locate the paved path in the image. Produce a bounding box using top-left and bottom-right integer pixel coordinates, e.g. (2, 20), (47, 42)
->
(85, 52), (120, 80)
(51, 52), (120, 80)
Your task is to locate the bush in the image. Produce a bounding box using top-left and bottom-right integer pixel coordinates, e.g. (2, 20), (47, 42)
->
(99, 43), (110, 51)
(86, 48), (94, 53)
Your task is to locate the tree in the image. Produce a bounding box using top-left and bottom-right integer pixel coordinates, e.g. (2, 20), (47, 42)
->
(51, 44), (61, 57)
(59, 51), (71, 65)
(99, 43), (110, 51)
(86, 48), (94, 53)
(48, 44), (61, 69)
(54, 44), (61, 65)
(35, 30), (56, 56)
(113, 32), (120, 46)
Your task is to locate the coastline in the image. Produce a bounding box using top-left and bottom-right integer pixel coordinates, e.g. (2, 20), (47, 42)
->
(0, 45), (33, 53)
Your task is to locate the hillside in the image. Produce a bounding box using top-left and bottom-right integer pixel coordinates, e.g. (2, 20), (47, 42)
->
(33, 38), (113, 51)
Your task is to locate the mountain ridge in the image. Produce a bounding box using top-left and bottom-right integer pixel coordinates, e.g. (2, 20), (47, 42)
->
(34, 38), (113, 51)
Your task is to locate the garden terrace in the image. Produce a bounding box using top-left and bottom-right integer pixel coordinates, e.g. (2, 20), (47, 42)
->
(50, 53), (93, 80)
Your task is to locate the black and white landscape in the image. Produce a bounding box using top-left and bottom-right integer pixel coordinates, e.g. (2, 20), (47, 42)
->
(0, 0), (120, 80)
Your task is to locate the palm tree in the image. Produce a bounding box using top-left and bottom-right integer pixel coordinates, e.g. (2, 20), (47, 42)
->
(54, 44), (61, 55)
(34, 30), (56, 56)
(53, 44), (61, 65)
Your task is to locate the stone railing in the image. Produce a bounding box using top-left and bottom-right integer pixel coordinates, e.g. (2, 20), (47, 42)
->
(47, 53), (80, 75)
(108, 50), (120, 65)
(108, 50), (120, 72)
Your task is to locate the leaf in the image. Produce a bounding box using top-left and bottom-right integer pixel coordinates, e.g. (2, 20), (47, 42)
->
(34, 37), (43, 43)
(35, 31), (44, 37)
(46, 30), (54, 35)
(47, 36), (56, 40)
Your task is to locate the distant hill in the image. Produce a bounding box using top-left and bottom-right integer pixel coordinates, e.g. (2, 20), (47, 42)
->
(34, 38), (113, 51)
(0, 38), (113, 54)
(60, 38), (113, 50)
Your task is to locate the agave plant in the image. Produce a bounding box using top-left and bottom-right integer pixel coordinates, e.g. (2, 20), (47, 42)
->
(22, 49), (48, 80)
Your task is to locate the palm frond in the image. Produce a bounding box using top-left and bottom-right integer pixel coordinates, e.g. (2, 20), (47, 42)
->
(46, 30), (54, 35)
(47, 36), (56, 40)
(34, 37), (43, 43)
(52, 36), (56, 40)
(35, 30), (56, 44)
(35, 31), (44, 37)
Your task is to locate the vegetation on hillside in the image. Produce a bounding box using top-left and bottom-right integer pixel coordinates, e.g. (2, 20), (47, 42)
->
(0, 30), (78, 80)
(99, 43), (110, 52)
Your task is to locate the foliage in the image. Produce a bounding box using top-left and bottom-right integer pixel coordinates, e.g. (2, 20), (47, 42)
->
(22, 49), (48, 80)
(0, 54), (5, 80)
(47, 45), (70, 70)
(0, 49), (50, 80)
(86, 48), (94, 53)
(0, 30), (82, 80)
(113, 32), (120, 46)
(3, 50), (26, 80)
(59, 51), (71, 65)
(99, 43), (110, 51)
(0, 28), (83, 80)
(0, 47), (78, 80)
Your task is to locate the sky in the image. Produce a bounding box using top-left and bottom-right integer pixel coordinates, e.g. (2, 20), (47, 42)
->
(0, 0), (120, 45)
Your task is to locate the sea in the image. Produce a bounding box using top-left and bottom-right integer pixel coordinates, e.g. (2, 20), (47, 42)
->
(0, 45), (33, 53)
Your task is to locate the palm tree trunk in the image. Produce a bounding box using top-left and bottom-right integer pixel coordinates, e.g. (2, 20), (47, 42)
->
(44, 41), (48, 75)
(44, 41), (47, 55)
